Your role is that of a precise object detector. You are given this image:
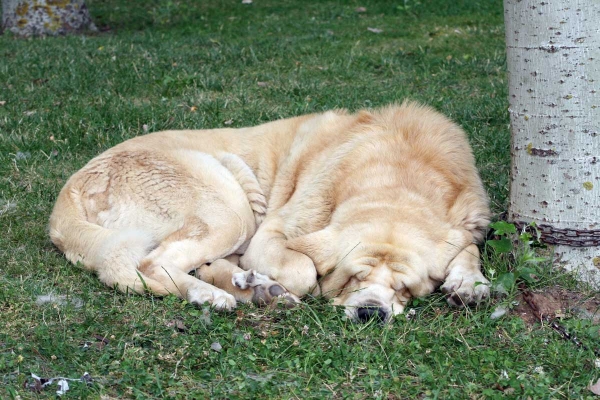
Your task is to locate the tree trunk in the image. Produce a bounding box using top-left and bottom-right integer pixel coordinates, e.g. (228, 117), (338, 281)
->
(505, 0), (600, 287)
(2, 0), (97, 37)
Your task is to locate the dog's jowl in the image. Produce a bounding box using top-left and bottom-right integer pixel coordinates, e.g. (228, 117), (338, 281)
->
(50, 102), (490, 323)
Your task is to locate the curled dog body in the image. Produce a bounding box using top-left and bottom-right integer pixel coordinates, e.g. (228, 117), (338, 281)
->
(49, 102), (490, 322)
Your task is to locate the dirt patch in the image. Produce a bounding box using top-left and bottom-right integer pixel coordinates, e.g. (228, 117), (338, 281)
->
(512, 286), (600, 326)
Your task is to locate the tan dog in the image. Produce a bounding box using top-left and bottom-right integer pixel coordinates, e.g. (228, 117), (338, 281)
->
(49, 102), (490, 322)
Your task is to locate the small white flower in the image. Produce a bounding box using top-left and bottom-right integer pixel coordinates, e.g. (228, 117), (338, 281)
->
(501, 370), (509, 380)
(534, 366), (544, 375)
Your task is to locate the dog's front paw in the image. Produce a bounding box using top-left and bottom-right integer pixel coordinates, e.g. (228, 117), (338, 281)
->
(232, 270), (300, 307)
(187, 286), (237, 310)
(441, 275), (490, 307)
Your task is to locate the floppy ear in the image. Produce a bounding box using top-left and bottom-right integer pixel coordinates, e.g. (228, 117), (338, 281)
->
(286, 228), (338, 275)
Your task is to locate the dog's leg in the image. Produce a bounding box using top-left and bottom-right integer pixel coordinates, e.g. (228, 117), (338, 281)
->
(240, 217), (319, 297)
(440, 244), (490, 306)
(195, 259), (300, 306)
(137, 217), (250, 310)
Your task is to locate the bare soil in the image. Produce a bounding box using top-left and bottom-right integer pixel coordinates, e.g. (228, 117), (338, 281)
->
(513, 286), (600, 326)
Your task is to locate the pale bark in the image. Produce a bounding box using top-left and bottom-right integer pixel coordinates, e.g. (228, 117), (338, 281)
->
(2, 0), (97, 37)
(505, 0), (600, 286)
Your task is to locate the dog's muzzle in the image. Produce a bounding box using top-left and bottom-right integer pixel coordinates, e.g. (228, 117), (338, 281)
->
(356, 304), (388, 323)
(351, 301), (391, 323)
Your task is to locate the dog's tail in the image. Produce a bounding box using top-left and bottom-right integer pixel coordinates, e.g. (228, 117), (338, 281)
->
(49, 184), (170, 296)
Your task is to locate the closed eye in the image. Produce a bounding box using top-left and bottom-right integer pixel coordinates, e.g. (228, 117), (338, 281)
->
(354, 264), (373, 281)
(389, 262), (406, 272)
(360, 257), (379, 267)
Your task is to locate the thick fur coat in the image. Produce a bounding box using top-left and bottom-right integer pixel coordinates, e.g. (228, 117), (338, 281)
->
(49, 103), (490, 322)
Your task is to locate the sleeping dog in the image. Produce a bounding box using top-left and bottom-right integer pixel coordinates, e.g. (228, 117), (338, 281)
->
(49, 102), (490, 323)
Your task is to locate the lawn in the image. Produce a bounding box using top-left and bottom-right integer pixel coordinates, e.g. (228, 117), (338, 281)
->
(0, 0), (598, 398)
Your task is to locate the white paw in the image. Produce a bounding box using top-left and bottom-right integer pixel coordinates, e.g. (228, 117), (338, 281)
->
(232, 269), (300, 307)
(441, 275), (490, 307)
(231, 269), (272, 289)
(187, 286), (236, 310)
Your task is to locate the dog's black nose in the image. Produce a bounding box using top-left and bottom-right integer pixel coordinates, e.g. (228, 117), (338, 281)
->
(356, 306), (387, 323)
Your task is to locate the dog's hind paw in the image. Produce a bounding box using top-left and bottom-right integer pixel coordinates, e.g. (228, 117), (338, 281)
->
(232, 270), (300, 307)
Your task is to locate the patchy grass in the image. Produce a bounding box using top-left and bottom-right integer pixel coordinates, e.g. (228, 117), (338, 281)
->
(0, 0), (598, 398)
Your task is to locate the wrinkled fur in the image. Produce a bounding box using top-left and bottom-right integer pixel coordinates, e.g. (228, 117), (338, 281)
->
(49, 102), (490, 320)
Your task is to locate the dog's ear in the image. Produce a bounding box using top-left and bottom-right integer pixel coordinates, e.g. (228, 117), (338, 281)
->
(286, 228), (338, 275)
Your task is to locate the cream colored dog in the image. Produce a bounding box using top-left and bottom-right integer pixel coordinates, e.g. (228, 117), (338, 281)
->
(49, 102), (491, 323)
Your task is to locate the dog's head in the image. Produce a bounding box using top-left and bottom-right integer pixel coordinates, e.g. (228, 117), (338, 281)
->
(288, 220), (471, 323)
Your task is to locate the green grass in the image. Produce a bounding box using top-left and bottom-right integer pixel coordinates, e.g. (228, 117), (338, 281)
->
(0, 0), (598, 398)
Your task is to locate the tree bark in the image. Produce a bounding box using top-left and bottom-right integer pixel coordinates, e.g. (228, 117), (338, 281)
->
(505, 0), (600, 286)
(2, 0), (97, 37)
